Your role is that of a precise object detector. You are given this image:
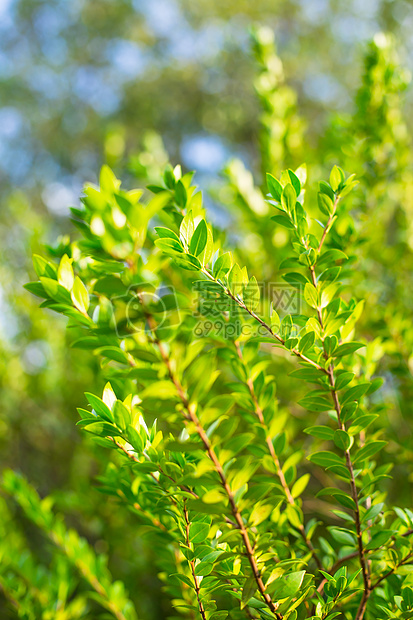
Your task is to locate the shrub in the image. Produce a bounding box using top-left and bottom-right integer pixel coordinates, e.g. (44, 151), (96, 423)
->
(12, 159), (412, 620)
(2, 27), (413, 620)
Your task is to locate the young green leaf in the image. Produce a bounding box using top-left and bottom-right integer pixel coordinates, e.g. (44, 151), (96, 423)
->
(71, 277), (90, 314)
(304, 283), (318, 309)
(189, 219), (208, 256)
(213, 252), (232, 280)
(267, 173), (283, 202)
(243, 276), (260, 311)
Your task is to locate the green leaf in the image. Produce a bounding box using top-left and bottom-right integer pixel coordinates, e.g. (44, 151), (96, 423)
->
(33, 254), (58, 279)
(187, 499), (228, 515)
(333, 430), (352, 451)
(340, 383), (371, 405)
(24, 282), (47, 298)
(189, 522), (210, 544)
(304, 283), (318, 309)
(366, 377), (384, 395)
(328, 526), (356, 546)
(163, 163), (175, 188)
(98, 346), (129, 364)
(243, 276), (260, 311)
(281, 184), (297, 212)
(339, 179), (359, 197)
(173, 254), (202, 271)
(82, 421), (121, 438)
(362, 503), (384, 523)
(319, 181), (335, 201)
(329, 166), (344, 192)
(175, 179), (187, 207)
(317, 249), (348, 267)
(353, 441), (387, 465)
(304, 426), (335, 440)
(241, 575), (257, 608)
(170, 573), (194, 589)
(200, 225), (214, 265)
(285, 503), (303, 529)
(291, 474), (310, 498)
(71, 276), (90, 314)
(333, 342), (364, 358)
(318, 193), (334, 216)
(271, 214), (295, 229)
(341, 402), (358, 423)
(155, 227), (181, 243)
(40, 277), (72, 304)
(100, 164), (120, 193)
(287, 169), (301, 195)
(348, 415), (378, 435)
(140, 381), (177, 400)
(195, 562), (213, 576)
(155, 237), (184, 254)
(270, 307), (281, 331)
(317, 487), (356, 510)
(280, 314), (293, 340)
(228, 264), (243, 297)
(85, 393), (113, 422)
(267, 173), (283, 202)
(299, 395), (332, 412)
(308, 451), (344, 469)
(365, 530), (395, 551)
(334, 372), (355, 390)
(180, 210), (195, 245)
(267, 571), (305, 600)
(213, 252), (232, 280)
(290, 367), (321, 382)
(113, 400), (131, 429)
(202, 489), (226, 504)
(283, 272), (309, 286)
(189, 219), (208, 256)
(299, 331), (315, 353)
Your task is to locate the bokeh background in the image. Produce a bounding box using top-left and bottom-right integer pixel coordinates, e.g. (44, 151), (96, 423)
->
(1, 0), (413, 618)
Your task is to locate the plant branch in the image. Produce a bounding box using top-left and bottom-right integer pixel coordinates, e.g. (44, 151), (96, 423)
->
(183, 502), (207, 620)
(306, 195), (370, 620)
(371, 550), (413, 591)
(234, 340), (324, 571)
(149, 324), (282, 619)
(201, 268), (326, 374)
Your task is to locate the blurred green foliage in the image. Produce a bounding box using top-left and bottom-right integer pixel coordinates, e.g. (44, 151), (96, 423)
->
(1, 0), (413, 618)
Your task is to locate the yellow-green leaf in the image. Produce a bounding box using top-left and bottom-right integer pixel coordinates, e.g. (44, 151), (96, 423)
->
(71, 276), (90, 314)
(57, 254), (74, 291)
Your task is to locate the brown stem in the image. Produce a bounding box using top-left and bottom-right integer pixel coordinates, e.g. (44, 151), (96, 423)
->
(234, 340), (324, 571)
(316, 551), (360, 595)
(183, 503), (207, 620)
(201, 269), (326, 374)
(174, 548), (197, 620)
(318, 336), (371, 618)
(329, 373), (370, 603)
(317, 209), (336, 253)
(317, 529), (413, 595)
(151, 327), (281, 618)
(371, 550), (413, 591)
(307, 196), (371, 620)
